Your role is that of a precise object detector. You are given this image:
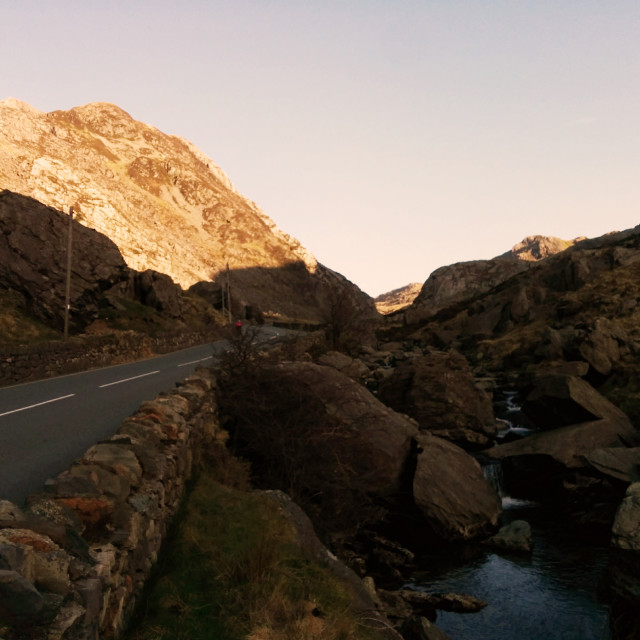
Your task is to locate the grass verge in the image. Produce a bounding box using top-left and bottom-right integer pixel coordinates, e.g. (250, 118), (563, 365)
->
(125, 449), (377, 640)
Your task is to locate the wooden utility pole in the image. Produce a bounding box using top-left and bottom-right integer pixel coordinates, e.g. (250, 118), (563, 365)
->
(226, 262), (232, 323)
(63, 206), (73, 340)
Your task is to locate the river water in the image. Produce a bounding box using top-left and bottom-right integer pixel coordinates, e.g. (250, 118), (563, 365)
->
(407, 390), (613, 640)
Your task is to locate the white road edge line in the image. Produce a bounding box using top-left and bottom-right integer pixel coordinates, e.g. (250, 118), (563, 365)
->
(99, 370), (160, 388)
(177, 356), (213, 367)
(0, 393), (76, 418)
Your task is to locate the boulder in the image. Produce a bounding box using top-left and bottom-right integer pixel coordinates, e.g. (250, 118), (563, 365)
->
(219, 361), (418, 533)
(131, 269), (183, 318)
(317, 350), (370, 381)
(578, 317), (626, 377)
(265, 362), (418, 495)
(522, 374), (629, 430)
(585, 448), (640, 484)
(483, 520), (533, 553)
(400, 616), (453, 640)
(378, 350), (496, 449)
(487, 378), (637, 473)
(485, 415), (637, 474)
(412, 433), (501, 541)
(611, 483), (640, 551)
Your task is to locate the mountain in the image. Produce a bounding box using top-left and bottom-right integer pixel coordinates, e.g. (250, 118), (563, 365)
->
(0, 98), (375, 324)
(374, 283), (422, 314)
(397, 226), (640, 390)
(403, 235), (583, 324)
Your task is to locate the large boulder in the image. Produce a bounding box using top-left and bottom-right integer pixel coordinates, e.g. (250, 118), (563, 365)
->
(218, 361), (418, 533)
(485, 377), (638, 506)
(412, 434), (501, 541)
(522, 374), (630, 430)
(378, 350), (496, 449)
(585, 448), (640, 484)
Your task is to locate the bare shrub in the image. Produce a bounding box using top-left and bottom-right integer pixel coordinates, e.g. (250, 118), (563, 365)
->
(216, 346), (387, 538)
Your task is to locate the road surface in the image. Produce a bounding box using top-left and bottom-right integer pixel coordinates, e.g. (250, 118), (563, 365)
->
(0, 327), (286, 505)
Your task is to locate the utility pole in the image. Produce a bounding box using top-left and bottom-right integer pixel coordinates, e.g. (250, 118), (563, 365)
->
(226, 262), (232, 323)
(63, 206), (73, 340)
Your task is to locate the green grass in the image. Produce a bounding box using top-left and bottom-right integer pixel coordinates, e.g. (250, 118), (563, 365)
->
(125, 450), (376, 640)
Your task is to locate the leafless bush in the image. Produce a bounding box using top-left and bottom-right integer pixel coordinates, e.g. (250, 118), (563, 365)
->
(215, 347), (387, 538)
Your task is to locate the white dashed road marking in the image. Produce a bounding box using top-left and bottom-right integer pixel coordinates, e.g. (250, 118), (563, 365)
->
(98, 371), (160, 388)
(0, 394), (76, 418)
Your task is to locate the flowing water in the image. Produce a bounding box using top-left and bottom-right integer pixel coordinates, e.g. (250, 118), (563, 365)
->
(408, 390), (613, 640)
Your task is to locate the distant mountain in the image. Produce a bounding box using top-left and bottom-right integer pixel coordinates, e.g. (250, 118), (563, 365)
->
(0, 98), (375, 324)
(404, 235), (583, 324)
(397, 227), (640, 381)
(374, 283), (422, 314)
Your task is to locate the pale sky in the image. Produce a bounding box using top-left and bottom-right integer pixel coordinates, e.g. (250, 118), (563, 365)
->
(3, 1), (639, 296)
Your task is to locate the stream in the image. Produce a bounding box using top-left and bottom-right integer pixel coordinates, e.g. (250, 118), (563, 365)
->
(408, 390), (613, 640)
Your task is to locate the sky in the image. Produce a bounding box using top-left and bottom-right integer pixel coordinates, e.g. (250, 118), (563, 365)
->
(2, 1), (639, 296)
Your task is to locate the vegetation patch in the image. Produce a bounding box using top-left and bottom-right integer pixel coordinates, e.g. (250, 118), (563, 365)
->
(125, 453), (375, 640)
(0, 288), (61, 344)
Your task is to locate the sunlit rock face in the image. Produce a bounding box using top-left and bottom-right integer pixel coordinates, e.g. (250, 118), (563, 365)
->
(374, 283), (422, 314)
(0, 98), (375, 322)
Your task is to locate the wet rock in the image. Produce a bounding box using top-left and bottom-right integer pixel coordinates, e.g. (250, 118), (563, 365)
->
(397, 588), (487, 614)
(413, 433), (501, 541)
(400, 616), (453, 640)
(483, 519), (533, 553)
(611, 483), (640, 551)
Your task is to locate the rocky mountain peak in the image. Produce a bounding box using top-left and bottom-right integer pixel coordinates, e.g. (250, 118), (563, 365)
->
(0, 99), (356, 323)
(505, 235), (584, 262)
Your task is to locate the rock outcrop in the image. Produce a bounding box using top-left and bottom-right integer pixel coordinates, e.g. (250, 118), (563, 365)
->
(0, 98), (376, 324)
(402, 235), (582, 325)
(219, 359), (501, 541)
(377, 350), (496, 449)
(0, 190), (192, 333)
(375, 283), (422, 315)
(0, 191), (128, 330)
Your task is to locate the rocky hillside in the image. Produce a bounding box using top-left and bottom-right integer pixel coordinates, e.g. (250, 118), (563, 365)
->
(0, 98), (375, 324)
(395, 225), (640, 417)
(403, 235), (583, 324)
(0, 190), (220, 339)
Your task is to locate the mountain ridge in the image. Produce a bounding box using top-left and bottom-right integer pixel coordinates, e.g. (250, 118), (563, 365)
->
(0, 98), (373, 324)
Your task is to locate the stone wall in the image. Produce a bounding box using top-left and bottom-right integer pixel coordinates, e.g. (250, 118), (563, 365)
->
(0, 329), (221, 388)
(0, 367), (219, 639)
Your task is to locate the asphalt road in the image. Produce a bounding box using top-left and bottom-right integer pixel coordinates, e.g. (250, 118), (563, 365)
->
(0, 327), (288, 505)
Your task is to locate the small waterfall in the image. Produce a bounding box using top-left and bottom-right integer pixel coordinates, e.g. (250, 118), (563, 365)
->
(481, 457), (536, 509)
(482, 458), (505, 498)
(495, 389), (536, 443)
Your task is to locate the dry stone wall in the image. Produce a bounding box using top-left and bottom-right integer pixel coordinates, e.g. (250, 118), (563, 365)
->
(0, 367), (219, 639)
(0, 329), (220, 388)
